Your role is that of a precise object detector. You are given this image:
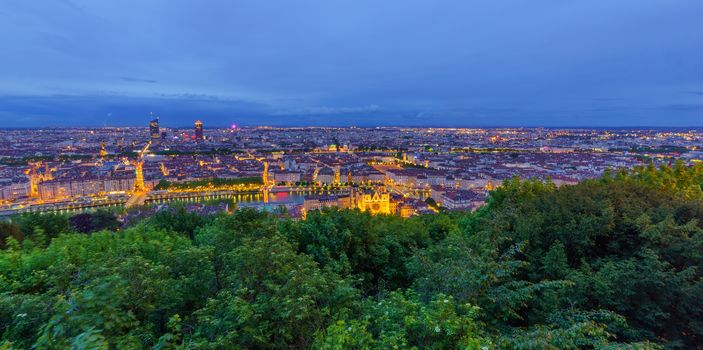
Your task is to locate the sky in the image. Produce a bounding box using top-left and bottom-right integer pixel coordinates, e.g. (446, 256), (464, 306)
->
(1, 0), (702, 128)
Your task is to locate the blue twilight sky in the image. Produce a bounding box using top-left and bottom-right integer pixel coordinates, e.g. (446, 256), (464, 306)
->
(1, 0), (702, 127)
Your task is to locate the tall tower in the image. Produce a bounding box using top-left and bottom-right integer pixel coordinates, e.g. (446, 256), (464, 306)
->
(99, 141), (108, 158)
(132, 141), (151, 193)
(149, 116), (160, 139)
(262, 161), (269, 186)
(134, 161), (146, 192)
(27, 163), (41, 198)
(194, 120), (204, 141)
(485, 180), (494, 191)
(333, 166), (341, 185)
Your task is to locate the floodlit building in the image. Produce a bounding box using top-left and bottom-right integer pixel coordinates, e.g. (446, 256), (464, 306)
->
(316, 167), (336, 185)
(301, 194), (351, 218)
(354, 188), (391, 215)
(195, 120), (204, 141)
(150, 118), (160, 139)
(439, 190), (486, 211)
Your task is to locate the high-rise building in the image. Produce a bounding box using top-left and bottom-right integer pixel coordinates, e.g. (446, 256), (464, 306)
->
(194, 120), (204, 141)
(149, 117), (160, 139)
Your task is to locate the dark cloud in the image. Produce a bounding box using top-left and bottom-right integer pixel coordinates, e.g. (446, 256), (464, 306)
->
(654, 104), (703, 112)
(271, 105), (382, 116)
(119, 77), (158, 84)
(0, 0), (702, 126)
(593, 98), (624, 102)
(0, 93), (701, 128)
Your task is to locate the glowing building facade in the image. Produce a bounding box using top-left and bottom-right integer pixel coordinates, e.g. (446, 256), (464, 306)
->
(354, 188), (391, 215)
(150, 118), (160, 139)
(195, 120), (204, 141)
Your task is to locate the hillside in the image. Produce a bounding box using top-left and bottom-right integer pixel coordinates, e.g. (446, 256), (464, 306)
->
(1, 163), (702, 349)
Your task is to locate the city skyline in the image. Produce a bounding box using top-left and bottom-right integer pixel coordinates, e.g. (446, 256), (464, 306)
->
(4, 123), (703, 130)
(1, 0), (702, 127)
(1, 2), (702, 347)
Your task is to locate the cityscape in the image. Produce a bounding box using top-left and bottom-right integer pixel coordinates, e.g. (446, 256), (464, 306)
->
(1, 120), (701, 218)
(2, 1), (703, 349)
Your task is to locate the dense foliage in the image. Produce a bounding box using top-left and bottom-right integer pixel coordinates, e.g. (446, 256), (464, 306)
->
(1, 162), (702, 349)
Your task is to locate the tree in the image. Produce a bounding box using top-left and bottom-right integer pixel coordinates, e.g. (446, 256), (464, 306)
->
(193, 235), (357, 349)
(314, 290), (491, 349)
(91, 210), (120, 232)
(287, 208), (430, 293)
(408, 232), (569, 327)
(470, 168), (703, 347)
(69, 213), (94, 233)
(15, 213), (71, 242)
(146, 206), (206, 239)
(0, 221), (22, 249)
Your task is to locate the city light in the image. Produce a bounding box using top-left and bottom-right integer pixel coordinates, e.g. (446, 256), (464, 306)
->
(1, 122), (700, 217)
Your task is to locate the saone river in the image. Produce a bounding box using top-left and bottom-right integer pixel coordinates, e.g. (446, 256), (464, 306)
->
(1, 188), (351, 216)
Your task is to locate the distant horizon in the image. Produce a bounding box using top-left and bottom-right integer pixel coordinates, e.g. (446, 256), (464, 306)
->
(2, 123), (702, 131)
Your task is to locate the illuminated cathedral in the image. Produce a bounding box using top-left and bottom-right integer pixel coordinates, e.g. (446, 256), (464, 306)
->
(353, 188), (391, 215)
